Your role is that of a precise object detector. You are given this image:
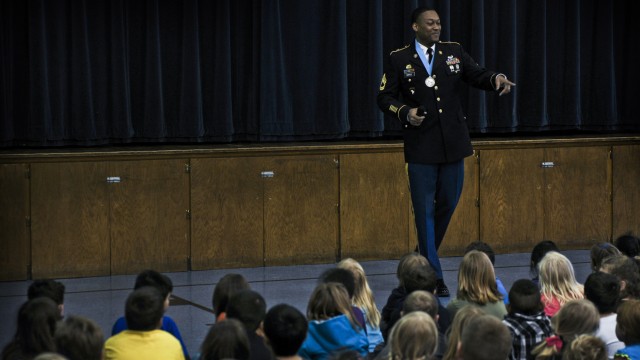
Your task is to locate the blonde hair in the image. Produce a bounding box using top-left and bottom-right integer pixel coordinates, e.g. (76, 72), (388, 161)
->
(337, 258), (381, 328)
(456, 250), (502, 304)
(538, 252), (584, 307)
(388, 311), (438, 360)
(531, 299), (599, 359)
(442, 305), (486, 360)
(562, 335), (607, 360)
(307, 282), (359, 330)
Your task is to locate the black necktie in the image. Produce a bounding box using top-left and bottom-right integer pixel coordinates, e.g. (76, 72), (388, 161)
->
(427, 48), (433, 64)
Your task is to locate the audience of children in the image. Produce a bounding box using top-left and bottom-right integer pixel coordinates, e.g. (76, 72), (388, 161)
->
(446, 250), (507, 319)
(6, 238), (640, 360)
(537, 251), (584, 317)
(584, 271), (625, 359)
(502, 279), (553, 360)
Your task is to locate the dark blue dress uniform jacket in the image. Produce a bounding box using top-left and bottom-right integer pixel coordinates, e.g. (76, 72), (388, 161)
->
(377, 41), (499, 164)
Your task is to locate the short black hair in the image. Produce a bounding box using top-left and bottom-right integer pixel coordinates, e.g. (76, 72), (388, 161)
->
(125, 286), (165, 331)
(212, 273), (250, 316)
(411, 7), (436, 24)
(28, 279), (65, 305)
(226, 289), (267, 331)
(464, 241), (496, 265)
(134, 270), (173, 299)
(264, 304), (308, 357)
(584, 272), (620, 314)
(614, 234), (640, 257)
(508, 279), (542, 315)
(530, 240), (559, 274)
(318, 268), (356, 299)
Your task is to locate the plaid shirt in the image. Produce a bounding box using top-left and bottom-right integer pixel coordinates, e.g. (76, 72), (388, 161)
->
(503, 311), (554, 360)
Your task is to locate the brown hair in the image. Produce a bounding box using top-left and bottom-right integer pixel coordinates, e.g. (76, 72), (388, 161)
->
(456, 251), (502, 304)
(442, 305), (486, 360)
(616, 299), (640, 344)
(388, 311), (438, 360)
(307, 282), (359, 329)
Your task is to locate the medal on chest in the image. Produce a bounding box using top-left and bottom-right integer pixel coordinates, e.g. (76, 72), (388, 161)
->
(425, 76), (435, 88)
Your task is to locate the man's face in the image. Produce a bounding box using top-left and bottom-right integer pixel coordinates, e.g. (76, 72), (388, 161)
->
(413, 10), (441, 46)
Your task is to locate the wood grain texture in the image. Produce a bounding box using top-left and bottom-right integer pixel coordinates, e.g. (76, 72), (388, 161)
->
(0, 164), (30, 280)
(479, 149), (545, 253)
(109, 159), (189, 275)
(440, 155), (480, 256)
(612, 145), (640, 238)
(31, 162), (110, 278)
(264, 155), (339, 265)
(544, 147), (611, 248)
(339, 152), (410, 260)
(190, 157), (264, 269)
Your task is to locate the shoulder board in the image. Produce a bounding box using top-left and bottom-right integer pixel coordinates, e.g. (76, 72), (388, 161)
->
(389, 45), (411, 55)
(438, 41), (461, 45)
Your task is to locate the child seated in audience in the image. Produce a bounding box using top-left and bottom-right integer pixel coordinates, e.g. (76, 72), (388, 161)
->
(226, 290), (274, 360)
(1, 297), (59, 360)
(614, 234), (640, 258)
(563, 335), (608, 360)
(441, 305), (486, 360)
(104, 286), (183, 360)
(55, 315), (104, 360)
(584, 271), (624, 359)
(199, 318), (250, 360)
(263, 304), (308, 360)
(464, 241), (509, 304)
(212, 273), (251, 322)
(458, 314), (512, 360)
(502, 279), (553, 360)
(590, 243), (621, 272)
(380, 252), (450, 340)
(530, 240), (559, 286)
(613, 299), (640, 360)
(318, 268), (367, 331)
(337, 258), (384, 353)
(388, 311), (439, 360)
(537, 251), (584, 316)
(446, 250), (507, 319)
(110, 269), (189, 359)
(531, 299), (600, 360)
(27, 279), (66, 319)
(600, 255), (640, 301)
(299, 282), (368, 360)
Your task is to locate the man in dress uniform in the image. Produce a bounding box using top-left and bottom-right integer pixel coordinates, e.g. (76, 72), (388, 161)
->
(377, 7), (515, 296)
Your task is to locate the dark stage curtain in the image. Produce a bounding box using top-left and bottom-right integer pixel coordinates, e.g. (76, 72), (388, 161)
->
(1, 0), (638, 147)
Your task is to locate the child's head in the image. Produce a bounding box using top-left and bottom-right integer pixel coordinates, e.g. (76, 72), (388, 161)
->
(55, 315), (104, 360)
(562, 334), (607, 360)
(442, 305), (486, 360)
(263, 304), (308, 357)
(318, 268), (356, 299)
(614, 234), (640, 258)
(212, 273), (250, 320)
(459, 315), (511, 360)
(134, 270), (173, 311)
(457, 250), (501, 305)
(306, 282), (356, 328)
(402, 290), (438, 319)
(600, 254), (640, 300)
(337, 258), (381, 328)
(200, 318), (250, 360)
(584, 271), (620, 314)
(28, 279), (66, 317)
(14, 297), (59, 356)
(552, 299), (600, 342)
(590, 243), (621, 272)
(615, 299), (640, 345)
(396, 252), (429, 285)
(538, 251), (583, 303)
(464, 241), (496, 265)
(530, 240), (559, 276)
(508, 279), (543, 315)
(125, 286), (165, 331)
(226, 289), (267, 332)
(388, 311), (438, 360)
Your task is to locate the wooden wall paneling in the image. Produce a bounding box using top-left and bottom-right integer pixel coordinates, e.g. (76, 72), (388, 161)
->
(0, 164), (31, 280)
(440, 154), (480, 256)
(339, 152), (410, 260)
(479, 149), (545, 253)
(264, 155), (339, 265)
(543, 147), (611, 248)
(612, 145), (640, 238)
(31, 162), (110, 278)
(190, 157), (264, 269)
(109, 159), (189, 275)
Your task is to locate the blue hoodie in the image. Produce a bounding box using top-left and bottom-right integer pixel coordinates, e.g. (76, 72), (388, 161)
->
(298, 314), (369, 360)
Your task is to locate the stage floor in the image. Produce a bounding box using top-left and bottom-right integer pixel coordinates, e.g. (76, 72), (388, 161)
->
(0, 249), (591, 356)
